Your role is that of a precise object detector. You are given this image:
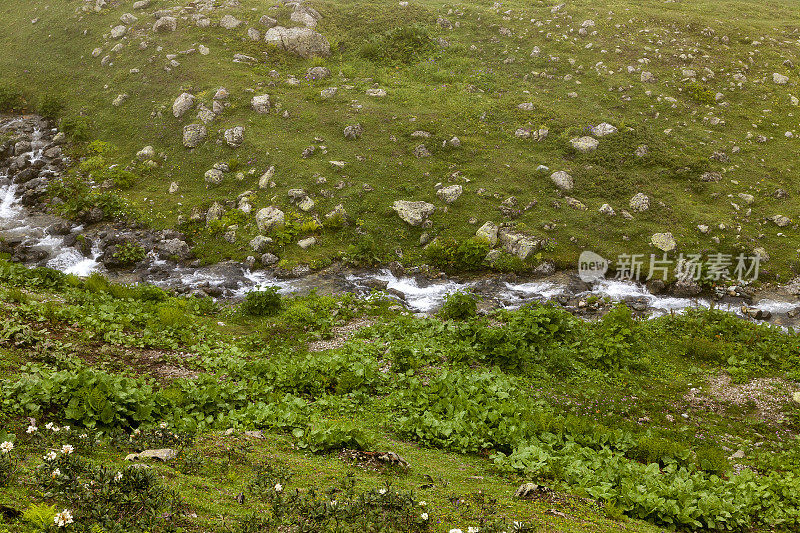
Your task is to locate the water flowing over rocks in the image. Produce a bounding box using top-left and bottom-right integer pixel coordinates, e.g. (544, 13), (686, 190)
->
(2, 115), (799, 327)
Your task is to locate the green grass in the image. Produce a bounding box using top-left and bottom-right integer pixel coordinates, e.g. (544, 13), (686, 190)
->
(0, 0), (798, 278)
(0, 263), (799, 531)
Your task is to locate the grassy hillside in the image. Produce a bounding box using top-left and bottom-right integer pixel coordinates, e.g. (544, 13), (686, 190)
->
(1, 0), (799, 278)
(0, 263), (800, 531)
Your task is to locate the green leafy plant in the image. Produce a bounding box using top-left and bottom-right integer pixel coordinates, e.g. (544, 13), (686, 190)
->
(240, 288), (282, 317)
(439, 291), (478, 320)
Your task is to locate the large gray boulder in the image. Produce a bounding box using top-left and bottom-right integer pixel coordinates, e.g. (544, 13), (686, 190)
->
(264, 26), (330, 58)
(498, 228), (540, 260)
(392, 200), (435, 226)
(476, 221), (499, 246)
(256, 206), (285, 234)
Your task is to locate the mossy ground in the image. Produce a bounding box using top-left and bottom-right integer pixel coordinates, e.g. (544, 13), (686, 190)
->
(0, 0), (798, 278)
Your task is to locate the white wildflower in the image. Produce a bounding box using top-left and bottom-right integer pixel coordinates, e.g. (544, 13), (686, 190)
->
(63, 426), (70, 432)
(0, 441), (13, 454)
(159, 422), (168, 429)
(274, 483), (283, 492)
(54, 509), (74, 527)
(45, 422), (54, 430)
(44, 451), (57, 461)
(449, 529), (463, 533)
(79, 433), (88, 439)
(114, 472), (123, 482)
(419, 500), (427, 506)
(469, 528), (481, 533)
(378, 488), (387, 495)
(51, 468), (61, 479)
(27, 425), (37, 434)
(60, 444), (74, 455)
(421, 512), (429, 520)
(330, 500), (337, 508)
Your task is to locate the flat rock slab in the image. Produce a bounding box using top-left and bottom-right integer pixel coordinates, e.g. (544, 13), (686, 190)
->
(125, 448), (177, 461)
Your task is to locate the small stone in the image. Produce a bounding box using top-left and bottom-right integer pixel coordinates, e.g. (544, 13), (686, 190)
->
(629, 192), (650, 212)
(220, 15), (242, 30)
(110, 25), (127, 39)
(182, 124), (206, 148)
(153, 16), (177, 33)
(436, 184), (462, 204)
(224, 126), (245, 148)
(651, 232), (676, 252)
(251, 94), (271, 114)
(773, 72), (789, 85)
(550, 170), (573, 191)
(571, 136), (599, 153)
(125, 448), (176, 461)
(298, 237), (317, 249)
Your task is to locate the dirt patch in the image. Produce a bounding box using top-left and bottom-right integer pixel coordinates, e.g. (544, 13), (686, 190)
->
(307, 317), (374, 352)
(684, 373), (800, 423)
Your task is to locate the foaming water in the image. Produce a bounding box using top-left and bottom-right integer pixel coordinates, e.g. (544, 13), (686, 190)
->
(0, 129), (101, 276)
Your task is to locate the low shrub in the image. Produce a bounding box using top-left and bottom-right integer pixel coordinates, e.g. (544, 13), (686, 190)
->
(241, 288), (282, 317)
(439, 291), (478, 320)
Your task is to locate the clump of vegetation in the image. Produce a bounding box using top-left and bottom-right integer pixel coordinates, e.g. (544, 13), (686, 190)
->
(684, 81), (716, 105)
(240, 287), (282, 316)
(361, 24), (435, 64)
(37, 93), (64, 119)
(439, 291), (478, 320)
(112, 241), (146, 266)
(0, 83), (25, 113)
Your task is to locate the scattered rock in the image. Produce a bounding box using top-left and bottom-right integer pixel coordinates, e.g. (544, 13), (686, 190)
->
(550, 170), (573, 191)
(251, 94), (271, 114)
(343, 124), (363, 140)
(219, 14), (242, 30)
(651, 232), (676, 252)
(172, 93), (195, 118)
(224, 126), (244, 148)
(298, 237), (317, 249)
(392, 200), (435, 226)
(629, 192), (650, 212)
(771, 215), (791, 227)
(773, 73), (789, 85)
(436, 184), (462, 204)
(264, 26), (330, 58)
(182, 124), (206, 148)
(476, 221), (499, 246)
(125, 449), (176, 462)
(571, 136), (599, 153)
(307, 66), (330, 79)
(136, 146), (155, 160)
(153, 16), (177, 33)
(256, 206), (285, 233)
(591, 122), (618, 136)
